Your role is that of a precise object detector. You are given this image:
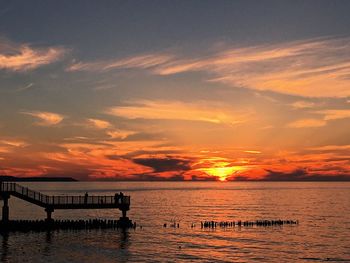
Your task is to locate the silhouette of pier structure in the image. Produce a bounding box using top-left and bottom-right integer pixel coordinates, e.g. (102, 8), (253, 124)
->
(0, 182), (132, 230)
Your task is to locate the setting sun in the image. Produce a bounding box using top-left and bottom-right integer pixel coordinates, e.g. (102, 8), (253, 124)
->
(198, 162), (246, 181)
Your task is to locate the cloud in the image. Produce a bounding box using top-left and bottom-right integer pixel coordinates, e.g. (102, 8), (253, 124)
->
(133, 157), (191, 173)
(291, 100), (316, 109)
(86, 118), (111, 129)
(287, 108), (350, 128)
(16, 82), (34, 92)
(83, 118), (136, 139)
(106, 129), (135, 140)
(263, 169), (350, 181)
(0, 146), (10, 153)
(317, 109), (350, 121)
(287, 118), (327, 128)
(21, 111), (64, 126)
(119, 148), (183, 159)
(308, 144), (350, 151)
(155, 38), (350, 97)
(244, 150), (261, 154)
(0, 38), (66, 71)
(263, 169), (308, 181)
(66, 53), (172, 72)
(0, 139), (28, 147)
(106, 100), (250, 125)
(67, 37), (350, 97)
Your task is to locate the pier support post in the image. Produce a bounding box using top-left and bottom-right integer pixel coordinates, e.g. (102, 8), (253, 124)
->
(1, 194), (10, 222)
(122, 209), (127, 218)
(117, 208), (132, 228)
(45, 208), (54, 222)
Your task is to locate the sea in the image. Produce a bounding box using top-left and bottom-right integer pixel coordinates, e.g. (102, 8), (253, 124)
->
(0, 181), (349, 262)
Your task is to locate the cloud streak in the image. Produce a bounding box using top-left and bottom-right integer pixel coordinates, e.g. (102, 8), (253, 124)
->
(86, 118), (111, 129)
(287, 108), (350, 128)
(106, 100), (250, 125)
(155, 38), (350, 97)
(0, 139), (28, 148)
(66, 54), (172, 72)
(0, 39), (66, 71)
(68, 37), (350, 97)
(318, 109), (350, 121)
(287, 118), (327, 128)
(21, 111), (64, 126)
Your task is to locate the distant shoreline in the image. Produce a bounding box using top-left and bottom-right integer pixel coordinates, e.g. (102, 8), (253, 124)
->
(0, 176), (77, 182)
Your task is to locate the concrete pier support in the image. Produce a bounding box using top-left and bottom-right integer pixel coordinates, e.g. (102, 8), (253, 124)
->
(1, 194), (10, 222)
(117, 208), (132, 228)
(45, 208), (54, 222)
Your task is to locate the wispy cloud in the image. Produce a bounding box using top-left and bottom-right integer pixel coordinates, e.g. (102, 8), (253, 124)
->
(68, 37), (350, 97)
(0, 139), (28, 147)
(82, 118), (136, 140)
(0, 38), (66, 71)
(317, 109), (350, 121)
(106, 129), (135, 140)
(16, 82), (34, 92)
(308, 144), (350, 151)
(21, 111), (64, 126)
(66, 54), (172, 72)
(155, 38), (350, 97)
(86, 118), (111, 129)
(106, 100), (250, 125)
(287, 118), (327, 128)
(291, 100), (316, 109)
(287, 108), (350, 128)
(244, 150), (261, 154)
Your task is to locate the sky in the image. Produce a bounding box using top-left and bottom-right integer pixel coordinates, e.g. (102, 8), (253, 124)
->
(1, 0), (350, 181)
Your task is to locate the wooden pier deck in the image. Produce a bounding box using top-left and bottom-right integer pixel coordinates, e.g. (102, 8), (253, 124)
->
(0, 182), (132, 228)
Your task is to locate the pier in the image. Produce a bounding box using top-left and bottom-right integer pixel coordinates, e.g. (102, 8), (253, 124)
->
(0, 182), (133, 231)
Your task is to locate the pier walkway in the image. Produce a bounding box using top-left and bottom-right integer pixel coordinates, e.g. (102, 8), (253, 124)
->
(0, 182), (131, 226)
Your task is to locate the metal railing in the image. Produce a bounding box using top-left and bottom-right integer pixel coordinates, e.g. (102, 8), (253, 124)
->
(0, 182), (130, 206)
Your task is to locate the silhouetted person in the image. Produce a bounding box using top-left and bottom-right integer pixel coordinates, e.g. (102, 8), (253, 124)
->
(114, 193), (119, 204)
(84, 192), (88, 204)
(119, 192), (124, 203)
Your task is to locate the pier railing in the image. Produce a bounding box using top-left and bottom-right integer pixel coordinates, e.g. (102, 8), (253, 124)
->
(0, 182), (130, 207)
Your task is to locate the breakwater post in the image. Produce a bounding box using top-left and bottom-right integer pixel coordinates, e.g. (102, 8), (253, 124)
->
(200, 219), (299, 229)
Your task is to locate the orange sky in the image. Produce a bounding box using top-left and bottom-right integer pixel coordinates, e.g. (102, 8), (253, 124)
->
(1, 2), (350, 181)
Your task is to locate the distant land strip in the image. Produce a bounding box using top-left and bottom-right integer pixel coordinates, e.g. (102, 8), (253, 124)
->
(0, 176), (77, 182)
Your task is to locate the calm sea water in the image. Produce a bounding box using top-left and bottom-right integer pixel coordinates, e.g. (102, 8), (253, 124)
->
(0, 182), (349, 262)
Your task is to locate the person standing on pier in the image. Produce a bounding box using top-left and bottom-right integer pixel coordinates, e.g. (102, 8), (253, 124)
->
(119, 192), (124, 204)
(84, 192), (88, 204)
(114, 193), (119, 204)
